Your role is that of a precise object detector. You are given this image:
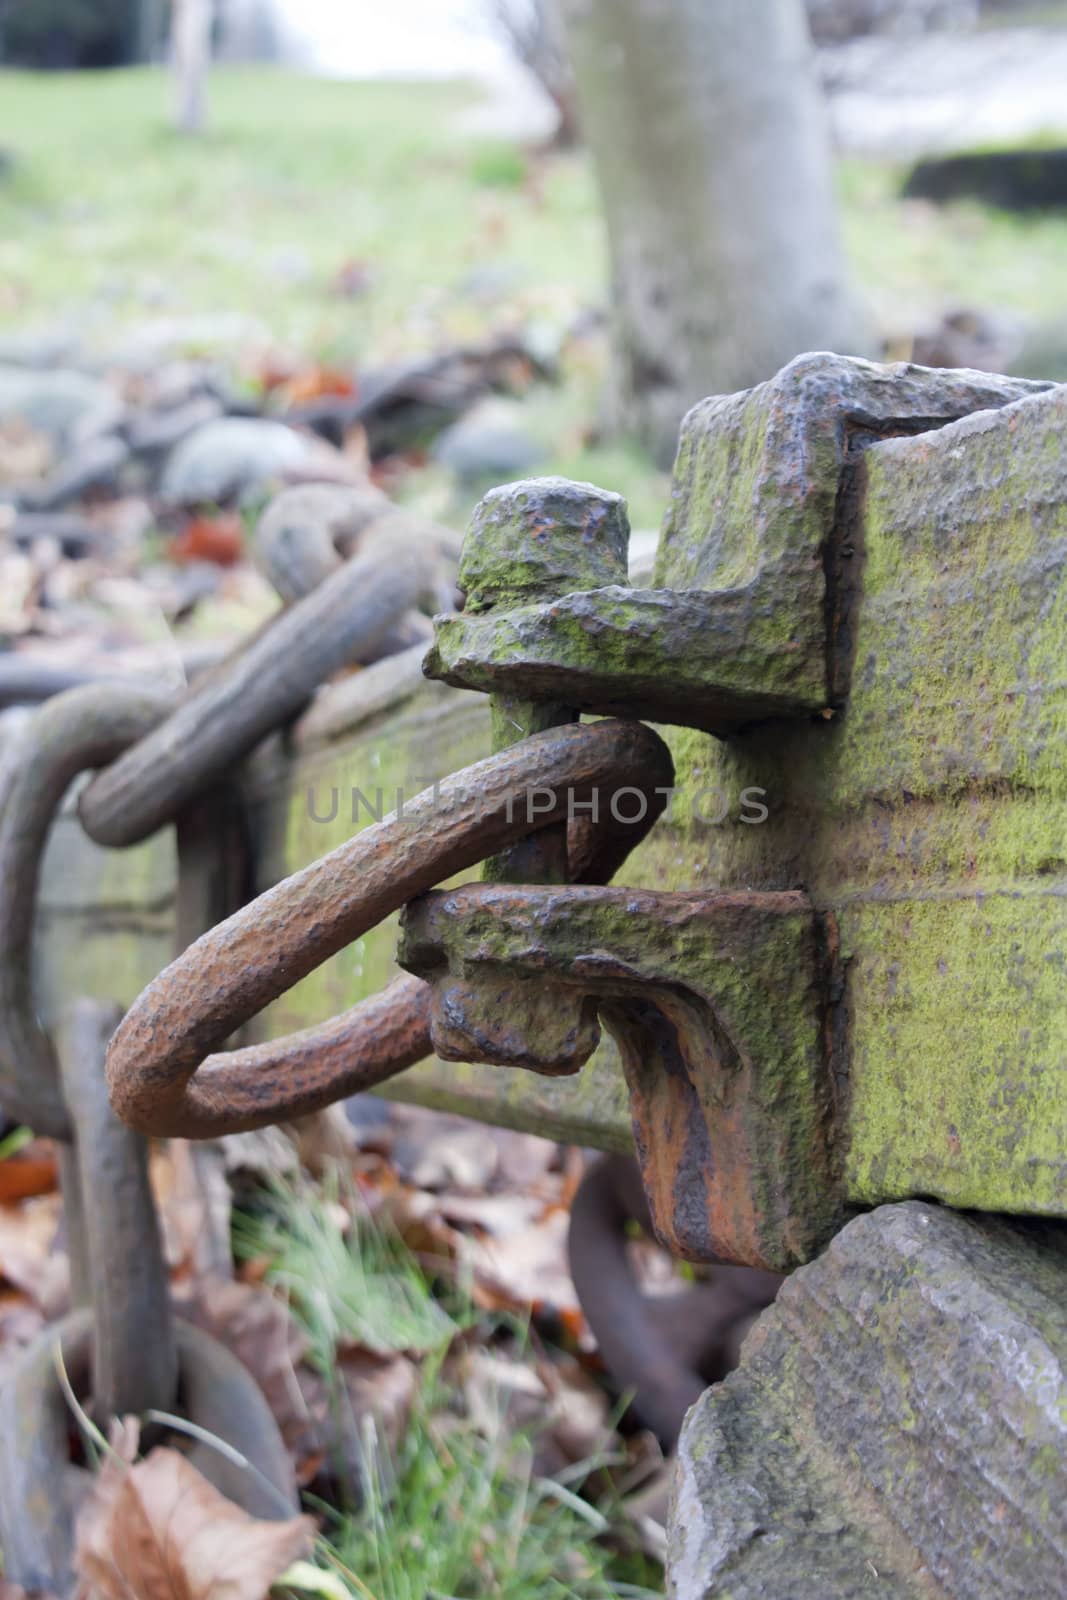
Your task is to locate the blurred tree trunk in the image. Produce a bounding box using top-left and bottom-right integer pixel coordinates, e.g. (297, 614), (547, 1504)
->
(136, 0), (167, 61)
(172, 0), (212, 134)
(493, 0), (581, 147)
(559, 0), (868, 464)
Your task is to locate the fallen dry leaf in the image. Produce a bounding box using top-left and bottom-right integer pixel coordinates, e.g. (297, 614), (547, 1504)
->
(0, 417), (53, 484)
(276, 367), (355, 408)
(168, 513), (246, 568)
(336, 1345), (417, 1460)
(0, 1194), (68, 1314)
(151, 1142), (233, 1286)
(434, 1191), (546, 1238)
(74, 1444), (315, 1600)
(456, 1343), (609, 1479)
(375, 1187), (460, 1270)
(484, 1129), (560, 1191)
(185, 1277), (326, 1485)
(461, 1207), (580, 1318)
(396, 1119), (501, 1192)
(288, 1108), (356, 1175)
(0, 1138), (58, 1204)
(535, 1352), (612, 1469)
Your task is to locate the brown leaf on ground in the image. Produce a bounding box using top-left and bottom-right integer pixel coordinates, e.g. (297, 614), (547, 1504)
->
(0, 418), (52, 485)
(384, 1111), (559, 1198)
(168, 513), (246, 568)
(458, 1346), (547, 1442)
(484, 1129), (560, 1191)
(456, 1344), (609, 1479)
(376, 1188), (460, 1272)
(460, 1206), (580, 1318)
(0, 1139), (59, 1204)
(398, 1120), (501, 1192)
(536, 1352), (612, 1470)
(336, 1345), (418, 1460)
(288, 1108), (356, 1175)
(0, 1194), (68, 1314)
(434, 1191), (546, 1238)
(185, 1278), (326, 1486)
(275, 366), (355, 407)
(74, 1444), (315, 1600)
(151, 1141), (234, 1286)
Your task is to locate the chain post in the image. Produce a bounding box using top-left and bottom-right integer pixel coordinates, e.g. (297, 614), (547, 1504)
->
(453, 478), (632, 887)
(56, 998), (179, 1424)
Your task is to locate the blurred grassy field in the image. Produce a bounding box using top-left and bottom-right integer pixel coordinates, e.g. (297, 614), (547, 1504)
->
(1, 66), (1065, 526)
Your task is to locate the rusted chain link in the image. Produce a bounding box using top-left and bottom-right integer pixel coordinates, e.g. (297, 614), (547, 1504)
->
(0, 642), (229, 711)
(253, 482), (460, 608)
(0, 682), (174, 1139)
(106, 718), (673, 1139)
(568, 1154), (781, 1448)
(78, 533), (437, 848)
(0, 682), (299, 1592)
(0, 524), (451, 1592)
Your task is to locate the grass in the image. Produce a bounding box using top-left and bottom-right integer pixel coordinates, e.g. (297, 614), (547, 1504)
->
(0, 68), (605, 361)
(2, 65), (1066, 534)
(324, 1377), (656, 1600)
(838, 155), (1067, 328)
(979, 2), (1067, 27)
(233, 1173), (462, 1363)
(237, 1176), (660, 1600)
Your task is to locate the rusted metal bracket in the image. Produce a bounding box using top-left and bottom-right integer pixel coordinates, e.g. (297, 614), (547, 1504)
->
(399, 883), (843, 1271)
(410, 355), (1056, 1267)
(425, 356), (1051, 732)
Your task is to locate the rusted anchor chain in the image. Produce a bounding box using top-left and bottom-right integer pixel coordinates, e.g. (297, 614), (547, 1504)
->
(254, 481), (461, 608)
(292, 638), (436, 750)
(78, 531), (439, 848)
(568, 1155), (781, 1449)
(0, 686), (297, 1592)
(254, 483), (401, 603)
(0, 998), (295, 1596)
(0, 641), (230, 710)
(0, 658), (129, 709)
(106, 718), (674, 1139)
(0, 682), (175, 1139)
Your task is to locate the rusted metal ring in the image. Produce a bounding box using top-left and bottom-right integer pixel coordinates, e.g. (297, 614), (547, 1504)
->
(78, 536), (437, 849)
(0, 1309), (299, 1595)
(0, 682), (175, 1139)
(106, 718), (674, 1139)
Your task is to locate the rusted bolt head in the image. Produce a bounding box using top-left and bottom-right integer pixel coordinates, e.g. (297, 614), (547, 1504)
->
(458, 477), (630, 615)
